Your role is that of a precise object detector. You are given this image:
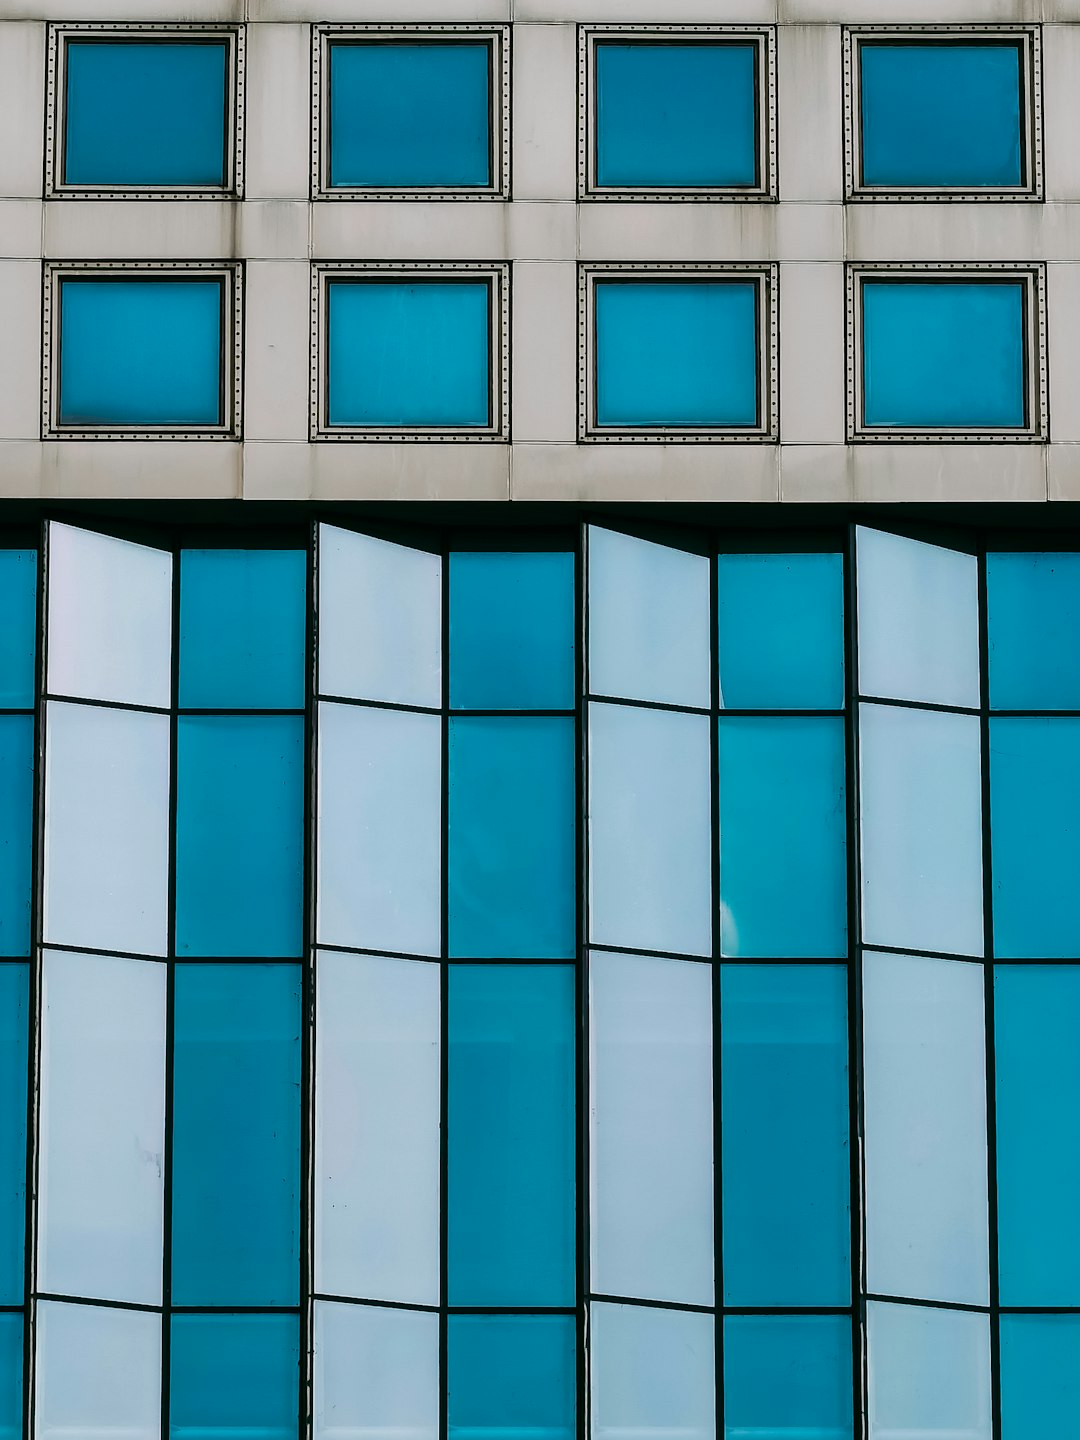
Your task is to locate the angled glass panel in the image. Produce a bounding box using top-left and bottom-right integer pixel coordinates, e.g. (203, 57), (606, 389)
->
(723, 1315), (853, 1440)
(313, 1301), (439, 1440)
(988, 552), (1080, 710)
(447, 1314), (576, 1440)
(169, 1313), (298, 1440)
(315, 952), (440, 1308)
(999, 1314), (1080, 1440)
(867, 1302), (991, 1440)
(35, 1300), (160, 1440)
(0, 550), (37, 708)
(0, 715), (34, 956)
(591, 1303), (715, 1440)
(0, 1313), (19, 1440)
(863, 951), (989, 1307)
(589, 951), (714, 1307)
(0, 966), (26, 1305)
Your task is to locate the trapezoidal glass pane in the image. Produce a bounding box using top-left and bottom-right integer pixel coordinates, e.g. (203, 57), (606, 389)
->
(867, 1302), (991, 1440)
(313, 1301), (439, 1440)
(591, 1302), (715, 1440)
(35, 1300), (160, 1440)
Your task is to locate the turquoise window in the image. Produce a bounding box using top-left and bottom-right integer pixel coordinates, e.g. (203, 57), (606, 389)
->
(0, 718), (33, 958)
(169, 1313), (298, 1440)
(987, 552), (1080, 710)
(1000, 1314), (1080, 1440)
(0, 553), (37, 710)
(0, 1313), (20, 1440)
(723, 1314), (853, 1440)
(448, 1314), (576, 1440)
(0, 967), (27, 1305)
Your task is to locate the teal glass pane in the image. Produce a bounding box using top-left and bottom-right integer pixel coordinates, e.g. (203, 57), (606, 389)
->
(724, 1315), (853, 1440)
(0, 552), (36, 709)
(719, 717), (847, 958)
(860, 43), (1022, 189)
(175, 715), (304, 957)
(448, 717), (575, 960)
(0, 717), (33, 957)
(64, 40), (228, 187)
(171, 964), (301, 1307)
(1000, 1314), (1080, 1440)
(449, 552), (575, 711)
(0, 967), (26, 1304)
(990, 718), (1080, 958)
(448, 965), (575, 1307)
(0, 1313), (20, 1440)
(722, 965), (850, 1306)
(180, 550), (307, 710)
(717, 553), (844, 710)
(170, 1313), (298, 1440)
(987, 553), (1080, 710)
(327, 281), (491, 429)
(595, 43), (758, 189)
(861, 280), (1026, 431)
(58, 279), (223, 428)
(448, 1314), (576, 1440)
(328, 41), (491, 188)
(995, 966), (1080, 1305)
(595, 280), (759, 428)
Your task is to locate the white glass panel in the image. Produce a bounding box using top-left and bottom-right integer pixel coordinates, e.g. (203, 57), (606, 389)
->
(35, 1300), (160, 1440)
(313, 1301), (439, 1440)
(591, 1302), (715, 1440)
(864, 952), (989, 1307)
(317, 702), (440, 958)
(315, 952), (440, 1307)
(318, 525), (441, 708)
(38, 950), (166, 1307)
(856, 527), (979, 709)
(859, 704), (983, 958)
(46, 522), (172, 708)
(43, 701), (170, 957)
(868, 1302), (991, 1440)
(587, 526), (710, 709)
(590, 951), (713, 1306)
(588, 702), (712, 958)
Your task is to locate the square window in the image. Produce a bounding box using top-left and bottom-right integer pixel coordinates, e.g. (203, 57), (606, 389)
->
(447, 1314), (576, 1440)
(580, 265), (777, 442)
(314, 25), (509, 199)
(169, 1312), (299, 1440)
(46, 24), (243, 198)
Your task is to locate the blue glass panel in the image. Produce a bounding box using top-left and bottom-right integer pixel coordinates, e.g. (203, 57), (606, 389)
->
(595, 43), (758, 189)
(450, 552), (574, 711)
(595, 280), (759, 428)
(861, 280), (1026, 431)
(860, 43), (1022, 189)
(722, 965), (850, 1306)
(58, 279), (223, 428)
(448, 717), (575, 960)
(171, 964), (301, 1307)
(717, 553), (844, 710)
(329, 41), (491, 188)
(991, 718), (1080, 958)
(448, 1314), (576, 1440)
(1000, 1314), (1080, 1440)
(64, 40), (228, 187)
(987, 553), (1080, 710)
(724, 1315), (853, 1440)
(180, 550), (306, 710)
(448, 965), (575, 1307)
(0, 552), (36, 709)
(0, 967), (26, 1305)
(995, 966), (1080, 1305)
(170, 1313), (298, 1440)
(719, 717), (847, 958)
(0, 1313), (20, 1440)
(175, 715), (303, 958)
(0, 717), (33, 957)
(327, 281), (491, 429)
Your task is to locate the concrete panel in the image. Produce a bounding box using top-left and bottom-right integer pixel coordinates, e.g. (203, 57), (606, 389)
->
(1046, 264), (1080, 443)
(0, 440), (42, 496)
(777, 25), (843, 203)
(250, 0), (509, 18)
(516, 0), (776, 21)
(781, 0), (1040, 21)
(779, 262), (846, 445)
(511, 262), (577, 444)
(312, 202), (509, 262)
(0, 22), (43, 199)
(304, 442), (510, 502)
(0, 201), (42, 259)
(44, 200), (237, 260)
(780, 444), (852, 502)
(1048, 444), (1080, 499)
(1042, 28), (1080, 201)
(849, 444), (1047, 504)
(513, 23), (577, 202)
(242, 261), (311, 444)
(510, 441), (780, 502)
(236, 202), (309, 261)
(0, 260), (42, 441)
(40, 441), (242, 498)
(0, 0), (242, 17)
(245, 23), (311, 202)
(578, 202), (841, 263)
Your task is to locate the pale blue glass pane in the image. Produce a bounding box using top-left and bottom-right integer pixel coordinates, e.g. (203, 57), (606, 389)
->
(171, 964), (301, 1307)
(176, 715), (303, 957)
(991, 718), (1080, 958)
(0, 1313), (19, 1440)
(717, 553), (844, 710)
(448, 1314), (575, 1440)
(988, 553), (1080, 710)
(595, 281), (759, 428)
(591, 1303), (714, 1440)
(450, 552), (575, 711)
(448, 965), (574, 1307)
(0, 717), (32, 957)
(995, 966), (1080, 1305)
(722, 965), (850, 1307)
(448, 717), (574, 960)
(64, 40), (228, 187)
(719, 718), (846, 958)
(170, 1313), (298, 1440)
(862, 280), (1026, 430)
(724, 1315), (853, 1440)
(0, 967), (26, 1304)
(595, 43), (758, 188)
(327, 281), (490, 429)
(329, 42), (491, 188)
(0, 552), (36, 708)
(59, 279), (223, 428)
(860, 43), (1022, 189)
(180, 551), (306, 710)
(1000, 1314), (1080, 1440)
(867, 1303), (991, 1440)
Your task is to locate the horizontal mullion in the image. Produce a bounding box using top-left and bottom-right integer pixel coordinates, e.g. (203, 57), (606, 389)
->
(856, 693), (980, 718)
(312, 1293), (438, 1315)
(43, 692), (169, 717)
(864, 1292), (990, 1315)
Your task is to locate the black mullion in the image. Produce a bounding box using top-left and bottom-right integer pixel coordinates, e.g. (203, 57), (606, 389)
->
(710, 548), (724, 1433)
(576, 525), (588, 1440)
(438, 546), (450, 1440)
(161, 537), (180, 1440)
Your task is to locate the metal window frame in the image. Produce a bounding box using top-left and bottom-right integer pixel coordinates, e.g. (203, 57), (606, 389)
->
(310, 262), (511, 444)
(842, 25), (1043, 204)
(44, 22), (245, 201)
(41, 261), (244, 443)
(311, 23), (512, 203)
(845, 263), (1048, 445)
(577, 24), (777, 203)
(578, 263), (779, 445)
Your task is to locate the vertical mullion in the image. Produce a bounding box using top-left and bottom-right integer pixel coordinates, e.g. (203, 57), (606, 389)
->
(575, 526), (587, 1440)
(710, 547), (723, 1435)
(161, 537), (181, 1440)
(438, 544), (449, 1440)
